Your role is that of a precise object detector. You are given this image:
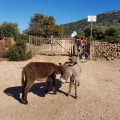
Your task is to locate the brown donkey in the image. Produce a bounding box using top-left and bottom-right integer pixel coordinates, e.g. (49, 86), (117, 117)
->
(21, 62), (62, 104)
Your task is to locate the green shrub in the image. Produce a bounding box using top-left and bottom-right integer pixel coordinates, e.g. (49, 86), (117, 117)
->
(75, 32), (85, 39)
(5, 40), (32, 61)
(17, 34), (29, 43)
(103, 36), (120, 44)
(25, 51), (32, 60)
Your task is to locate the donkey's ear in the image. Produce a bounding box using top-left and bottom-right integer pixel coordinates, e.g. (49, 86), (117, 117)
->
(67, 63), (75, 67)
(74, 62), (77, 65)
(68, 63), (74, 67)
(67, 62), (77, 68)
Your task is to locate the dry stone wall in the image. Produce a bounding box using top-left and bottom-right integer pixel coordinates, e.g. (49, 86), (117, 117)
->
(0, 37), (15, 58)
(92, 42), (120, 60)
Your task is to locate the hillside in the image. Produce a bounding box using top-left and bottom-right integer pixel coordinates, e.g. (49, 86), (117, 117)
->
(63, 10), (120, 35)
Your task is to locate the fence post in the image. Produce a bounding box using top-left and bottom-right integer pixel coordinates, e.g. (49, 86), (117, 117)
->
(29, 35), (31, 44)
(51, 35), (53, 55)
(73, 38), (75, 56)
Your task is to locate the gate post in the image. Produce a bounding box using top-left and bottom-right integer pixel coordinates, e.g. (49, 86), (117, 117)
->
(73, 38), (75, 56)
(51, 35), (53, 55)
(29, 35), (31, 44)
(71, 31), (77, 56)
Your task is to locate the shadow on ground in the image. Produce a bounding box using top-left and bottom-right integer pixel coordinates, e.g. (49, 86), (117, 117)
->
(4, 79), (65, 104)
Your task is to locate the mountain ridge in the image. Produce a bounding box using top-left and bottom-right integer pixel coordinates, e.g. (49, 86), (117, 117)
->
(63, 10), (120, 35)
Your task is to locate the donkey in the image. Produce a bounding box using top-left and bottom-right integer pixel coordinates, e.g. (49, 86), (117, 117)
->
(21, 62), (62, 104)
(59, 56), (82, 99)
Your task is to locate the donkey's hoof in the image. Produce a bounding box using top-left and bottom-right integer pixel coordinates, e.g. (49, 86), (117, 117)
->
(75, 96), (78, 99)
(67, 94), (70, 97)
(67, 92), (70, 96)
(53, 91), (57, 95)
(24, 101), (28, 105)
(21, 99), (28, 105)
(44, 90), (48, 94)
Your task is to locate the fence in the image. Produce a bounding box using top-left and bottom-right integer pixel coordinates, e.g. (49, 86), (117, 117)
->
(29, 35), (76, 55)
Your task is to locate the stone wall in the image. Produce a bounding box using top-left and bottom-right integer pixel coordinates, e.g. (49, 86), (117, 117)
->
(0, 37), (15, 58)
(92, 42), (120, 60)
(0, 40), (5, 58)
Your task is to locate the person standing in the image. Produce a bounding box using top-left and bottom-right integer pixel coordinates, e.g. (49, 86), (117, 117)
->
(77, 36), (85, 58)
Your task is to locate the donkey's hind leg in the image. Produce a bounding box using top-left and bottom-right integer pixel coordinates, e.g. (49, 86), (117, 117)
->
(75, 77), (78, 99)
(22, 78), (34, 104)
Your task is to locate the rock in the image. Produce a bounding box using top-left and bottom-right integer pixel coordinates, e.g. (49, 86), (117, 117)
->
(111, 57), (114, 60)
(107, 58), (111, 61)
(92, 41), (120, 60)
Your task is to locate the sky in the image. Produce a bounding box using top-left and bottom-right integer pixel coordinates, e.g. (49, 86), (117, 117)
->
(0, 0), (120, 33)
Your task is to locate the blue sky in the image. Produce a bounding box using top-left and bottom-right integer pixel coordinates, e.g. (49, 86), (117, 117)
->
(0, 0), (120, 33)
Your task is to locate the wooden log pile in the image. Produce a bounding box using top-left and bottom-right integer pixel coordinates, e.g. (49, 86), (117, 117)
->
(92, 42), (120, 60)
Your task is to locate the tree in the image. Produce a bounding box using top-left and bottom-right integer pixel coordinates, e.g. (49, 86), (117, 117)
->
(84, 25), (106, 40)
(0, 22), (19, 41)
(105, 27), (118, 37)
(92, 26), (105, 40)
(54, 25), (64, 36)
(17, 34), (29, 43)
(24, 13), (64, 37)
(75, 32), (85, 39)
(84, 27), (91, 37)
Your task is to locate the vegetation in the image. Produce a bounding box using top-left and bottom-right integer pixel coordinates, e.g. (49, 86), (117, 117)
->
(63, 10), (120, 35)
(75, 32), (85, 39)
(24, 13), (64, 37)
(5, 40), (32, 61)
(0, 22), (19, 41)
(63, 10), (120, 44)
(17, 34), (29, 43)
(84, 24), (120, 43)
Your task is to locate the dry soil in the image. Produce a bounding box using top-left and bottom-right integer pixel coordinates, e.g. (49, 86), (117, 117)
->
(0, 55), (120, 120)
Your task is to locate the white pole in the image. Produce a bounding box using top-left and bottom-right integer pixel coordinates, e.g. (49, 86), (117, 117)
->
(90, 21), (92, 60)
(73, 37), (75, 55)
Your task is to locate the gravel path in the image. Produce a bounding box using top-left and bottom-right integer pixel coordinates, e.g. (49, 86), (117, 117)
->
(0, 55), (120, 120)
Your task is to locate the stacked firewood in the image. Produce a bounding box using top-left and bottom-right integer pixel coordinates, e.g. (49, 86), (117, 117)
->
(92, 42), (120, 60)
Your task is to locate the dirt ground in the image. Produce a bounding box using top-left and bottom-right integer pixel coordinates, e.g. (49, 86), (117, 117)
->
(0, 55), (120, 120)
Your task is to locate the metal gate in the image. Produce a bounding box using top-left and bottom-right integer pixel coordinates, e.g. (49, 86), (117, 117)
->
(29, 35), (75, 55)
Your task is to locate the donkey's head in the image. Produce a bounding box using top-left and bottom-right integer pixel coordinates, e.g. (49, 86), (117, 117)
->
(68, 56), (77, 63)
(59, 62), (76, 84)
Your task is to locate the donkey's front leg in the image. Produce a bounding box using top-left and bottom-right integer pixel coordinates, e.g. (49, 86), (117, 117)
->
(68, 74), (74, 96)
(68, 79), (72, 96)
(77, 79), (80, 86)
(75, 77), (78, 99)
(51, 73), (56, 94)
(45, 78), (50, 94)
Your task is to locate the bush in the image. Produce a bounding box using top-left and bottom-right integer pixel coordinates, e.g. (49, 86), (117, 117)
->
(103, 36), (120, 44)
(105, 27), (117, 37)
(17, 34), (29, 43)
(75, 32), (85, 39)
(25, 51), (32, 60)
(5, 40), (32, 61)
(96, 37), (120, 44)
